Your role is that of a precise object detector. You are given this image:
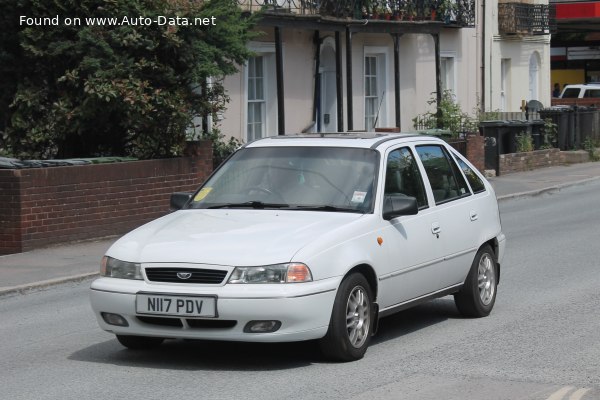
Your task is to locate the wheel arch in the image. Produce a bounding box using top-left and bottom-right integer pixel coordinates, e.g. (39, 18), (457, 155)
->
(345, 263), (378, 300)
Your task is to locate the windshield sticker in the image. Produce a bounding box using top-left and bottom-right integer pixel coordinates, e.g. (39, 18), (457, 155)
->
(194, 187), (212, 202)
(351, 191), (367, 203)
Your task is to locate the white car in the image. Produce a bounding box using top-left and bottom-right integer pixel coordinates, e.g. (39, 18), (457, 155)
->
(90, 133), (505, 361)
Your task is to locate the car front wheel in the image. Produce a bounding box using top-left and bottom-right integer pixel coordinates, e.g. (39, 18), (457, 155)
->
(319, 273), (374, 362)
(454, 245), (498, 318)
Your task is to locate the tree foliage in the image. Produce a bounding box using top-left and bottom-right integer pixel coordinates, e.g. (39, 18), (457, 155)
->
(0, 0), (256, 159)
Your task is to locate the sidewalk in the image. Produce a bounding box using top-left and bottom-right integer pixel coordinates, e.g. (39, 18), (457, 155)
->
(2, 161), (600, 296)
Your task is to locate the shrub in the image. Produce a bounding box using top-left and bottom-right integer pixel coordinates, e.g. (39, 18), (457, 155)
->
(0, 0), (257, 159)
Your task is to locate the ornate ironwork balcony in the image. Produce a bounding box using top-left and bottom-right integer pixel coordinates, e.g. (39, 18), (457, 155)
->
(498, 3), (552, 36)
(237, 0), (475, 27)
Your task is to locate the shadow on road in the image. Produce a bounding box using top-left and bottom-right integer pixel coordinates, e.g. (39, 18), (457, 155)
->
(371, 298), (460, 346)
(70, 297), (461, 370)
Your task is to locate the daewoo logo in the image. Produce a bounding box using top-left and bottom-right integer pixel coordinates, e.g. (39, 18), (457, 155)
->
(176, 272), (192, 280)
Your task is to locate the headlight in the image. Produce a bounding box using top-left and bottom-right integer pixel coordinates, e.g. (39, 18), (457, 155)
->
(100, 256), (142, 280)
(228, 263), (312, 284)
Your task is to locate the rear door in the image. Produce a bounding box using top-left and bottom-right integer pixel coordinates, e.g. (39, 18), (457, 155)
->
(414, 144), (479, 288)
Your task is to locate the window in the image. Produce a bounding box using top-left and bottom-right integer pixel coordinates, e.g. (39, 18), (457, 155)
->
(584, 89), (600, 98)
(561, 88), (580, 98)
(440, 56), (455, 94)
(455, 157), (486, 194)
(364, 49), (387, 131)
(384, 148), (428, 209)
(364, 56), (379, 131)
(416, 145), (469, 204)
(247, 56), (266, 141)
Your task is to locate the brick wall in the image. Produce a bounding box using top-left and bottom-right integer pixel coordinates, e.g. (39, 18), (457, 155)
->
(499, 148), (562, 175)
(466, 133), (485, 172)
(0, 141), (212, 255)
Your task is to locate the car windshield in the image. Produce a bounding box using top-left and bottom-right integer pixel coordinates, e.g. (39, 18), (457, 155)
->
(190, 146), (378, 213)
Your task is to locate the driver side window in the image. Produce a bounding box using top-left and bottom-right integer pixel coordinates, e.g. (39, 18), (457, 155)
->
(385, 147), (428, 209)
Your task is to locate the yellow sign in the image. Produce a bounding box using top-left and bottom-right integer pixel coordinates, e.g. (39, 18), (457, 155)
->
(194, 187), (212, 201)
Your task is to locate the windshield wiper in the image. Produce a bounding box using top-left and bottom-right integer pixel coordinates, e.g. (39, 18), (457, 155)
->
(290, 205), (365, 213)
(206, 201), (290, 209)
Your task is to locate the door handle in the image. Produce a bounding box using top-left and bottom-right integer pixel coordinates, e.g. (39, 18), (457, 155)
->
(470, 211), (479, 221)
(431, 223), (441, 236)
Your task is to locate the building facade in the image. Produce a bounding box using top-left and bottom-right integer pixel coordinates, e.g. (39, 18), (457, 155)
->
(215, 0), (478, 142)
(481, 0), (552, 112)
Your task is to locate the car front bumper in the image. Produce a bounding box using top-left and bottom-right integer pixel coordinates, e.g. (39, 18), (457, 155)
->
(89, 277), (339, 342)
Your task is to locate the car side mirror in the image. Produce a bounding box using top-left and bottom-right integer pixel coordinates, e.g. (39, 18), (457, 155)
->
(382, 195), (418, 221)
(170, 192), (192, 210)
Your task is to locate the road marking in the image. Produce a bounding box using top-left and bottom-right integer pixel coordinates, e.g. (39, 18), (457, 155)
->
(545, 386), (592, 400)
(569, 388), (591, 400)
(546, 387), (574, 400)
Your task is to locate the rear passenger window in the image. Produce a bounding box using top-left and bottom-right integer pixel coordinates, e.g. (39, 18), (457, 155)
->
(416, 145), (469, 204)
(455, 157), (486, 194)
(385, 147), (428, 209)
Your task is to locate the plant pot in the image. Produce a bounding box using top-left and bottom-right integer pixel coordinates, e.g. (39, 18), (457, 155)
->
(430, 10), (437, 20)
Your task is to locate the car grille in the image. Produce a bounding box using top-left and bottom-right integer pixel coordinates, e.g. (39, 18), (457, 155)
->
(137, 316), (236, 329)
(144, 267), (228, 284)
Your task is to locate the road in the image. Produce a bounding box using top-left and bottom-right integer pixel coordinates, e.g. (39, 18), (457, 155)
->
(1, 181), (599, 400)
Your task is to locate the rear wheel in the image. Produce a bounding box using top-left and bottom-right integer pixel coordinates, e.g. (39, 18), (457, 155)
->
(319, 273), (374, 362)
(454, 245), (497, 318)
(116, 335), (164, 350)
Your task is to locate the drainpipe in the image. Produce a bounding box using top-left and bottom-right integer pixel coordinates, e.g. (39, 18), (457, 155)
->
(481, 0), (486, 111)
(346, 27), (354, 131)
(313, 31), (321, 132)
(275, 26), (285, 135)
(433, 33), (443, 129)
(335, 31), (344, 132)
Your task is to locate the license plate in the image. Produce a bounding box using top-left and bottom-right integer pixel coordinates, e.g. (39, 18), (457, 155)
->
(136, 293), (217, 317)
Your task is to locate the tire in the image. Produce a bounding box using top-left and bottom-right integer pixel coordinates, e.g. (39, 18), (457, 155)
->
(116, 335), (164, 350)
(454, 244), (498, 318)
(319, 273), (374, 362)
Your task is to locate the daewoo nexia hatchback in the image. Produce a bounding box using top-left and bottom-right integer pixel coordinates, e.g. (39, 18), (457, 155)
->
(90, 133), (505, 361)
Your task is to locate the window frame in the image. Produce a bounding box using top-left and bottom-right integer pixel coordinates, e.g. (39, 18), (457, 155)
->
(383, 146), (429, 211)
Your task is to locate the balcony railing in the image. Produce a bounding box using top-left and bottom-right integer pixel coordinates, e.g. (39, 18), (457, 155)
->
(498, 3), (552, 36)
(237, 0), (476, 27)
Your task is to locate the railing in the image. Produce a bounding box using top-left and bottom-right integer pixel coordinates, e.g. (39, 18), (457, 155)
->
(481, 111), (541, 121)
(498, 3), (552, 36)
(237, 0), (476, 27)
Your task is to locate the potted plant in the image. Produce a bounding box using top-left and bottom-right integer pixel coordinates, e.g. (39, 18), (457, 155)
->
(405, 1), (416, 21)
(438, 0), (458, 22)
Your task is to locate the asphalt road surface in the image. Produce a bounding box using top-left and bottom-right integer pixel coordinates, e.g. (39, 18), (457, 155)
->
(1, 181), (599, 400)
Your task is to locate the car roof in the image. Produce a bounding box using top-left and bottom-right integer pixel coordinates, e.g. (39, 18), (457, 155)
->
(563, 84), (600, 89)
(244, 133), (442, 150)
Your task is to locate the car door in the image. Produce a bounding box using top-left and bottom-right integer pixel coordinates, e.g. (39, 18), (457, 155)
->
(415, 144), (479, 289)
(377, 146), (448, 309)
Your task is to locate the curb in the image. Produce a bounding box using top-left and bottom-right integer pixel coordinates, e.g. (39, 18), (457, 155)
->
(496, 176), (600, 201)
(0, 272), (99, 297)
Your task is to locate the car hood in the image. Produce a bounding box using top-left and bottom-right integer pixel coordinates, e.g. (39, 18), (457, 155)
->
(106, 209), (365, 266)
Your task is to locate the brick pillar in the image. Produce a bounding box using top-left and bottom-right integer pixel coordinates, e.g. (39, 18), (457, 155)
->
(0, 170), (23, 255)
(466, 133), (485, 172)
